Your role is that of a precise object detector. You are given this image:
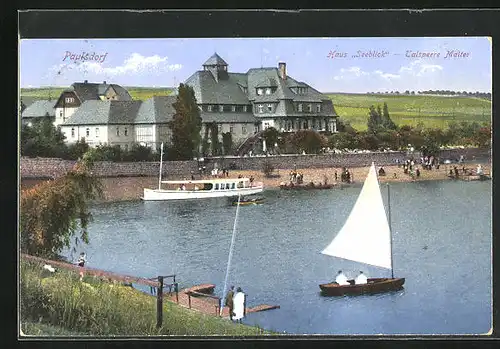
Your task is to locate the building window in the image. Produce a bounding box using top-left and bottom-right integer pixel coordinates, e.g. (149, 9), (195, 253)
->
(317, 104), (321, 113)
(124, 144), (129, 152)
(243, 105), (248, 112)
(319, 120), (323, 130)
(298, 104), (303, 112)
(264, 122), (270, 129)
(242, 125), (247, 134)
(257, 88), (263, 95)
(308, 104), (312, 112)
(265, 88), (272, 95)
(230, 125), (234, 133)
(258, 104), (264, 113)
(71, 128), (75, 137)
(207, 105), (212, 112)
(124, 127), (128, 136)
(86, 128), (90, 137)
(219, 105), (224, 112)
(59, 111), (63, 117)
(95, 127), (100, 137)
(116, 127), (120, 136)
(65, 97), (74, 103)
(267, 104), (273, 112)
(218, 124), (222, 133)
(231, 105), (236, 112)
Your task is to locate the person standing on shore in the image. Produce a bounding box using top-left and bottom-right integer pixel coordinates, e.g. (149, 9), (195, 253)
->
(232, 287), (246, 324)
(77, 252), (86, 281)
(224, 286), (235, 320)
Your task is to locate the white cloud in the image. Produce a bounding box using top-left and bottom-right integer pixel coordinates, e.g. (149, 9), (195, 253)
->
(262, 48), (270, 54)
(49, 53), (182, 78)
(398, 59), (443, 77)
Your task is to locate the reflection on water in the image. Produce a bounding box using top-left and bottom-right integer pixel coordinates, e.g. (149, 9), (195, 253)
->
(64, 180), (491, 335)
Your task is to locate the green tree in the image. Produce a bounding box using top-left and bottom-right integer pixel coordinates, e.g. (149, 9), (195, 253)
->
(170, 83), (202, 160)
(21, 114), (67, 158)
(208, 122), (222, 156)
(65, 138), (89, 160)
(261, 127), (280, 153)
(20, 158), (103, 258)
(222, 132), (233, 155)
(381, 102), (397, 130)
(367, 105), (382, 134)
(288, 130), (327, 154)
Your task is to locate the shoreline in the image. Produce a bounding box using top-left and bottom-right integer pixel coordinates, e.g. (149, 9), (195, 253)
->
(20, 162), (491, 203)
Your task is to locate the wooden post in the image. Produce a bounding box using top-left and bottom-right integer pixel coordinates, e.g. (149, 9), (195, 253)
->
(156, 276), (164, 329)
(188, 292), (191, 309)
(175, 282), (179, 304)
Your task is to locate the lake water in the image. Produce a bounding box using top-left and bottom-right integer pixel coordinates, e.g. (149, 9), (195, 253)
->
(62, 179), (492, 335)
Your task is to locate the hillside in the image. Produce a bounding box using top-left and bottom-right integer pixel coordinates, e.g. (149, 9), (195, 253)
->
(20, 87), (174, 101)
(20, 88), (491, 131)
(328, 93), (491, 130)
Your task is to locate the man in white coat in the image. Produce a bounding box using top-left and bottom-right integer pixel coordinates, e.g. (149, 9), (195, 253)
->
(355, 271), (368, 285)
(232, 287), (246, 323)
(335, 270), (349, 286)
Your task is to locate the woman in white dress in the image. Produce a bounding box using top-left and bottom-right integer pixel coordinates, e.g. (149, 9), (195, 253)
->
(232, 287), (246, 323)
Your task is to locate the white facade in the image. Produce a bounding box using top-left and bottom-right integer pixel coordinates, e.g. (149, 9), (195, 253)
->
(60, 124), (135, 150)
(54, 106), (78, 127)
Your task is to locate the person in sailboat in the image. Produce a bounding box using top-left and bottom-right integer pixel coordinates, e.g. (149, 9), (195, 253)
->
(355, 271), (368, 285)
(232, 287), (246, 323)
(335, 270), (349, 286)
(224, 285), (235, 321)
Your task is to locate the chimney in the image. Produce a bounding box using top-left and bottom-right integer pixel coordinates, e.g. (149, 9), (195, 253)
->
(103, 80), (107, 84)
(84, 80), (88, 83)
(278, 62), (286, 80)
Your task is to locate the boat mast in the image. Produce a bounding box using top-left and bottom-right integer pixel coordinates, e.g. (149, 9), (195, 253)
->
(387, 183), (394, 279)
(158, 142), (164, 190)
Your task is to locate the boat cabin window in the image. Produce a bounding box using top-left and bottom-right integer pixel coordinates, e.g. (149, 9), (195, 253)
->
(203, 183), (213, 190)
(215, 183), (219, 190)
(220, 183), (225, 190)
(231, 183), (235, 189)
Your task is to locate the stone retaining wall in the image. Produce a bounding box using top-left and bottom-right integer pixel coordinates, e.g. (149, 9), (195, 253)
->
(20, 147), (490, 179)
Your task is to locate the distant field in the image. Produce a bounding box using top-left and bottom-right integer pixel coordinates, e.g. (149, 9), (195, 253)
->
(20, 88), (491, 131)
(20, 87), (173, 101)
(328, 93), (491, 130)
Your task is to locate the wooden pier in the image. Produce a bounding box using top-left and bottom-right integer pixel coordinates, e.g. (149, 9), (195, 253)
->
(165, 284), (280, 318)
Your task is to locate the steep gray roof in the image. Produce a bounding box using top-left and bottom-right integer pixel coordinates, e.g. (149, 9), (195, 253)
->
(21, 100), (56, 118)
(185, 71), (250, 104)
(20, 96), (38, 109)
(63, 100), (142, 125)
(70, 82), (132, 102)
(136, 96), (177, 124)
(203, 53), (228, 66)
(200, 112), (258, 124)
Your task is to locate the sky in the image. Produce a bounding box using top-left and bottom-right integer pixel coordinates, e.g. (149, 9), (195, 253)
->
(19, 37), (492, 93)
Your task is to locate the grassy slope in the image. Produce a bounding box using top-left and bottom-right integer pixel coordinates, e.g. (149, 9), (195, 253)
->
(328, 93), (491, 130)
(20, 88), (491, 130)
(20, 260), (274, 336)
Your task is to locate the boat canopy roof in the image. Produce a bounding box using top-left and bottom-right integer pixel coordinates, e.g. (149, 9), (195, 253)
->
(161, 178), (251, 184)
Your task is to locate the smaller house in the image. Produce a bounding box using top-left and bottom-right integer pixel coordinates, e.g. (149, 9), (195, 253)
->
(21, 100), (56, 126)
(53, 80), (132, 126)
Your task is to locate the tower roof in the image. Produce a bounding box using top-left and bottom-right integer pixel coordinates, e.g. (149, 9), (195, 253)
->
(202, 53), (228, 66)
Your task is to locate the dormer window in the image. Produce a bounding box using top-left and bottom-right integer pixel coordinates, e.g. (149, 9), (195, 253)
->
(207, 105), (212, 112)
(267, 104), (273, 112)
(219, 105), (224, 112)
(231, 105), (236, 112)
(257, 104), (264, 113)
(265, 88), (272, 95)
(298, 104), (303, 112)
(257, 88), (263, 95)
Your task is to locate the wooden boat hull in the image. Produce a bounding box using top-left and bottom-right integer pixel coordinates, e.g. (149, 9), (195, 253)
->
(319, 277), (405, 296)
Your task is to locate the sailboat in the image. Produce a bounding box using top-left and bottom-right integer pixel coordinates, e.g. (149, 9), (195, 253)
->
(319, 162), (405, 296)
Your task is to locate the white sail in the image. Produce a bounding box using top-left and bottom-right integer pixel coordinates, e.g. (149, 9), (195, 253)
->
(321, 163), (392, 270)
